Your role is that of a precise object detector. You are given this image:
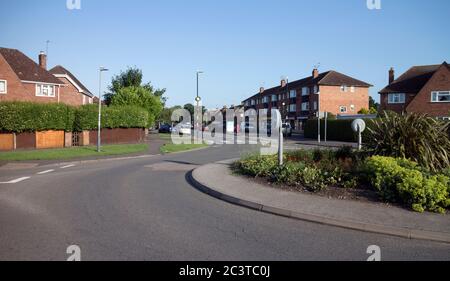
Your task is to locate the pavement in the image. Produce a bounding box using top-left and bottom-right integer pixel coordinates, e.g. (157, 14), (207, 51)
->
(1, 144), (450, 261)
(191, 160), (450, 243)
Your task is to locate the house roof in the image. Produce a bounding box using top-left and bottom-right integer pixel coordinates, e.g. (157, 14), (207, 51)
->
(244, 70), (372, 101)
(0, 47), (62, 85)
(379, 62), (449, 94)
(50, 65), (93, 97)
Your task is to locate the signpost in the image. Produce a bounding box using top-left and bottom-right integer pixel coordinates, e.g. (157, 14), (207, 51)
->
(351, 119), (366, 150)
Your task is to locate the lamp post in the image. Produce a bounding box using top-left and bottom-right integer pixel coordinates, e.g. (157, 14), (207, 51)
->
(97, 66), (109, 152)
(316, 90), (321, 143)
(195, 71), (203, 142)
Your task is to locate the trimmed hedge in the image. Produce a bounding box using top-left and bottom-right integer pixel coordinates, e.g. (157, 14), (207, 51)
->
(74, 104), (149, 131)
(0, 102), (75, 133)
(0, 102), (148, 133)
(304, 119), (376, 142)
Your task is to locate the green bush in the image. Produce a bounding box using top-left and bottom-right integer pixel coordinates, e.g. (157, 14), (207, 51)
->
(0, 102), (148, 133)
(74, 104), (149, 131)
(232, 154), (278, 178)
(0, 102), (75, 132)
(364, 156), (450, 213)
(365, 112), (450, 172)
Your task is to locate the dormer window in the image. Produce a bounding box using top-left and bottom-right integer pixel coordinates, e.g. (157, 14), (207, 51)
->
(36, 84), (55, 97)
(0, 80), (6, 94)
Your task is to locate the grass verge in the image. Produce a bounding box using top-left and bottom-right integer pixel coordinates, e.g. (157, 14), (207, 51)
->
(0, 144), (148, 161)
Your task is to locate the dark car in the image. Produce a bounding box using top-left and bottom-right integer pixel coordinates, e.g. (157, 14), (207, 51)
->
(158, 124), (172, 134)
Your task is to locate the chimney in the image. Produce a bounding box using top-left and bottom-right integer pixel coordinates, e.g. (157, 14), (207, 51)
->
(259, 87), (265, 94)
(39, 51), (47, 70)
(281, 79), (287, 88)
(389, 67), (395, 84)
(312, 68), (319, 78)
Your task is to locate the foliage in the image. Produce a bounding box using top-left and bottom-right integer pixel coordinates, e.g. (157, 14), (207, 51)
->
(109, 86), (163, 126)
(74, 104), (148, 131)
(158, 106), (183, 124)
(364, 156), (450, 213)
(0, 102), (75, 132)
(365, 111), (450, 172)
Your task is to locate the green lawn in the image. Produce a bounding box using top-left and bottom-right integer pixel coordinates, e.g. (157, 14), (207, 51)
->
(0, 144), (148, 162)
(159, 133), (208, 154)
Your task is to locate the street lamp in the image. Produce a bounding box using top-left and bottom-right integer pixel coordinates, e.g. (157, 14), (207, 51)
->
(195, 71), (204, 142)
(97, 66), (109, 152)
(316, 90), (321, 143)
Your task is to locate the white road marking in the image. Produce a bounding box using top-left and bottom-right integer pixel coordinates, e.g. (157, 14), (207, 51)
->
(0, 177), (31, 184)
(60, 164), (76, 169)
(37, 169), (55, 175)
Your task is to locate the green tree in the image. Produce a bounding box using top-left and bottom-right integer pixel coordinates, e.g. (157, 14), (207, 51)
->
(159, 106), (182, 124)
(110, 86), (163, 126)
(104, 67), (167, 106)
(369, 96), (380, 111)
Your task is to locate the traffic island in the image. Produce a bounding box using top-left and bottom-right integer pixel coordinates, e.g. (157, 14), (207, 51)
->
(190, 159), (450, 243)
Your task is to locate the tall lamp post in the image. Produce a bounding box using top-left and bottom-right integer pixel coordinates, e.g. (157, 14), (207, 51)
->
(195, 71), (204, 142)
(97, 66), (109, 152)
(316, 90), (321, 143)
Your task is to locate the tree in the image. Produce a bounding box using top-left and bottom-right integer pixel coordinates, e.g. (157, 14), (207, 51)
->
(110, 86), (163, 126)
(104, 67), (167, 106)
(159, 106), (182, 124)
(369, 96), (380, 111)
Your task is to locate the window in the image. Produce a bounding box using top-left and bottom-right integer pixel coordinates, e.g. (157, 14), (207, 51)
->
(340, 85), (349, 92)
(302, 87), (310, 96)
(350, 86), (355, 93)
(251, 100), (255, 106)
(350, 105), (355, 111)
(340, 106), (348, 113)
(272, 94), (278, 102)
(313, 85), (318, 94)
(431, 91), (450, 103)
(289, 104), (296, 112)
(388, 93), (405, 104)
(289, 90), (297, 98)
(0, 80), (7, 94)
(36, 84), (55, 97)
(313, 101), (318, 111)
(301, 102), (310, 111)
(262, 96), (269, 103)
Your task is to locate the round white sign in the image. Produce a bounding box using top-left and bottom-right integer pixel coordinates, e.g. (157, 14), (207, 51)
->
(351, 119), (366, 133)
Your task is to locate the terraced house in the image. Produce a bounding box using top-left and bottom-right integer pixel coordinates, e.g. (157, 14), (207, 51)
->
(0, 47), (93, 106)
(242, 68), (372, 131)
(379, 62), (450, 119)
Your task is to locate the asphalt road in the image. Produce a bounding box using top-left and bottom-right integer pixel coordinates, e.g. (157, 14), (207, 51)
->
(0, 145), (449, 261)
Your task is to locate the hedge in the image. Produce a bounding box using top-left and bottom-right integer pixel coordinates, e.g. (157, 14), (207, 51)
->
(304, 119), (376, 142)
(0, 102), (148, 133)
(74, 104), (149, 131)
(0, 102), (75, 133)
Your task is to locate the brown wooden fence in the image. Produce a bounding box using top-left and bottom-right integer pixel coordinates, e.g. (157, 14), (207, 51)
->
(0, 133), (14, 151)
(36, 130), (65, 149)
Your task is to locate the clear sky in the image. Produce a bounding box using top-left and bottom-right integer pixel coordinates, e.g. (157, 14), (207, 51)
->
(1, 0), (449, 108)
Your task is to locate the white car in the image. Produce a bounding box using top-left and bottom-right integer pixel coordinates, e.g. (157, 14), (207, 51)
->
(179, 125), (192, 135)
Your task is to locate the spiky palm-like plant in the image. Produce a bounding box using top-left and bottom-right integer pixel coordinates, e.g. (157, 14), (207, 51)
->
(365, 112), (450, 172)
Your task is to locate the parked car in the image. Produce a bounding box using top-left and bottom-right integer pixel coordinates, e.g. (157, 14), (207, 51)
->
(179, 124), (192, 135)
(282, 123), (293, 137)
(159, 124), (172, 134)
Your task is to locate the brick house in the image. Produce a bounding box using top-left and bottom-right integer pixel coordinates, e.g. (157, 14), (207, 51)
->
(379, 62), (450, 119)
(0, 47), (93, 106)
(242, 68), (372, 131)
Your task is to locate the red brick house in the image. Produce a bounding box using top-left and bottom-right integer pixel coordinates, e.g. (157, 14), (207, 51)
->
(0, 47), (93, 106)
(243, 68), (372, 130)
(379, 62), (450, 119)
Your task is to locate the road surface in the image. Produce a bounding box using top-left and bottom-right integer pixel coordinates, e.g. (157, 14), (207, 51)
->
(0, 145), (449, 261)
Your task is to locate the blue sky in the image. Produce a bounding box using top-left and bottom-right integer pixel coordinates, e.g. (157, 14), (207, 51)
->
(1, 0), (449, 108)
